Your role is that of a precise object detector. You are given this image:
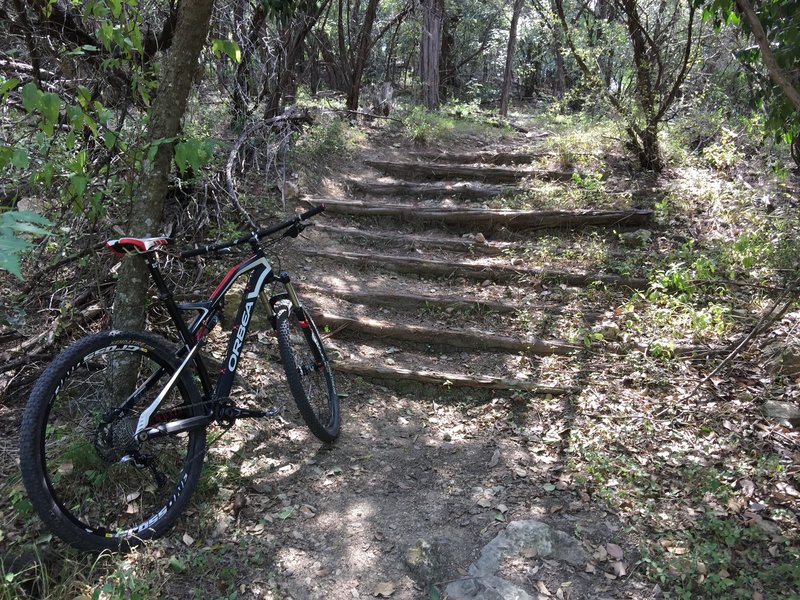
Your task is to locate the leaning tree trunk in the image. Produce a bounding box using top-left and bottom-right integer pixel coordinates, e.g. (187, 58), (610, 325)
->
(500, 0), (524, 117)
(419, 0), (444, 110)
(112, 0), (215, 332)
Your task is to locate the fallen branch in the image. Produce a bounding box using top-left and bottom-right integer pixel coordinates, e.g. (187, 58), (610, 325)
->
(682, 288), (797, 400)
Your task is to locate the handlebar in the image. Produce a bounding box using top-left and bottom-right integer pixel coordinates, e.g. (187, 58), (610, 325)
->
(179, 204), (325, 260)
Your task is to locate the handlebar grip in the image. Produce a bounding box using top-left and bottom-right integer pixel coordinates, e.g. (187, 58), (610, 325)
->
(180, 246), (209, 259)
(299, 204), (325, 220)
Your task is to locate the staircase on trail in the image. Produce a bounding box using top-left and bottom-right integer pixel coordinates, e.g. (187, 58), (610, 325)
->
(298, 143), (653, 399)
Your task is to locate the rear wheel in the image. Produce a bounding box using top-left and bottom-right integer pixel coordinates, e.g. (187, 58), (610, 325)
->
(276, 304), (340, 442)
(19, 331), (206, 552)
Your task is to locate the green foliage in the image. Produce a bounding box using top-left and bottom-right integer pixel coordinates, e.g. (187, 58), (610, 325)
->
(290, 116), (359, 165)
(0, 211), (52, 279)
(702, 0), (800, 161)
(211, 39), (242, 63)
(640, 514), (800, 599)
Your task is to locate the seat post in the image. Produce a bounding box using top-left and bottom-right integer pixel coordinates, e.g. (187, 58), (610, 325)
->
(143, 254), (196, 347)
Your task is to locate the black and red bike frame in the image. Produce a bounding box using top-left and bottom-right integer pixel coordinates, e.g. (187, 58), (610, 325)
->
(116, 207), (324, 443)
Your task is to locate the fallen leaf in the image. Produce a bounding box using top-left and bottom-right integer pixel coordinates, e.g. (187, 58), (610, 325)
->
(372, 581), (396, 597)
(276, 506), (295, 520)
(606, 542), (623, 561)
(543, 483), (556, 492)
(535, 580), (551, 596)
(585, 562), (597, 574)
(496, 503), (508, 513)
(738, 478), (756, 498)
(125, 491), (140, 503)
(611, 561), (626, 577)
(488, 449), (500, 468)
(477, 497), (492, 508)
(182, 532), (195, 546)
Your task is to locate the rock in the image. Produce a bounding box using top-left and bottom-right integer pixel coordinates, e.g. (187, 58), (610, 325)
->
(404, 538), (454, 586)
(446, 520), (589, 600)
(619, 229), (651, 248)
(474, 233), (486, 244)
(763, 400), (800, 428)
(283, 181), (300, 200)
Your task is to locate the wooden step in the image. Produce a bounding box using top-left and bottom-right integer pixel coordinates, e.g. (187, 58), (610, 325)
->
(309, 198), (654, 229)
(296, 247), (649, 289)
(365, 159), (575, 183)
(314, 223), (506, 255)
(331, 361), (572, 395)
(408, 150), (540, 165)
(349, 179), (516, 199)
(300, 284), (518, 314)
(310, 311), (580, 355)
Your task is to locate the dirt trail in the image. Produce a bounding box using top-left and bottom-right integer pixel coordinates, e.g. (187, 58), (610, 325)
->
(216, 128), (661, 599)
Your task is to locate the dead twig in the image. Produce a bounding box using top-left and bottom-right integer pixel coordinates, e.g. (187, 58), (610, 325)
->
(682, 288), (797, 400)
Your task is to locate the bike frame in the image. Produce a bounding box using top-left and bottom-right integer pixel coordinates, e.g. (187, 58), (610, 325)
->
(124, 242), (305, 441)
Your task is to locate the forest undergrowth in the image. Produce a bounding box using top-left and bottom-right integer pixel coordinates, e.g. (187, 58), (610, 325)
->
(1, 103), (799, 599)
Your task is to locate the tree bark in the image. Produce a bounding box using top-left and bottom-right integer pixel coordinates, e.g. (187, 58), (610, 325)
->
(500, 0), (525, 117)
(419, 0), (444, 109)
(112, 0), (215, 332)
(734, 0), (800, 113)
(345, 0), (380, 110)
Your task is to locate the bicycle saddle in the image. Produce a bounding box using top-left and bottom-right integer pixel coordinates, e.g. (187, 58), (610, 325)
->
(106, 236), (170, 256)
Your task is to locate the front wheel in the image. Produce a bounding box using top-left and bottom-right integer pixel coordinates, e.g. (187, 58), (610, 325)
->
(18, 330), (206, 552)
(276, 304), (340, 442)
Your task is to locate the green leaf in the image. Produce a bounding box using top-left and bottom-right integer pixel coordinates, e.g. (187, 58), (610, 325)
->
(11, 147), (29, 169)
(0, 78), (19, 98)
(103, 130), (118, 149)
(69, 174), (88, 198)
(21, 83), (42, 113)
(39, 92), (61, 126)
(543, 483), (556, 492)
(211, 39), (242, 63)
(167, 556), (187, 574)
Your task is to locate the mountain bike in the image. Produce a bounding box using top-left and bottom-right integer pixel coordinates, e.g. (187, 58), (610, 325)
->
(18, 204), (339, 552)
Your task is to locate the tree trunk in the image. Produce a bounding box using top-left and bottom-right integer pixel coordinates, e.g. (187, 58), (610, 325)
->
(112, 0), (215, 332)
(500, 0), (524, 116)
(345, 0), (380, 111)
(419, 0), (444, 110)
(734, 0), (800, 113)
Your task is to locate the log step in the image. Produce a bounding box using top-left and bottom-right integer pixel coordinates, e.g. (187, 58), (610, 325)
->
(314, 223), (506, 255)
(331, 361), (571, 395)
(349, 179), (516, 199)
(300, 284), (518, 314)
(309, 310), (580, 355)
(297, 247), (649, 289)
(309, 198), (654, 230)
(408, 150), (601, 165)
(365, 159), (575, 183)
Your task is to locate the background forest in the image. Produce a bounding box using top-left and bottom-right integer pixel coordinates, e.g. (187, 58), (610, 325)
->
(1, 0), (800, 599)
